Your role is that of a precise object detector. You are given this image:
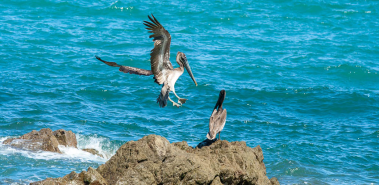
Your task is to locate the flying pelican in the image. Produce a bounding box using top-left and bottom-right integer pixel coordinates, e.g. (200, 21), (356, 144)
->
(206, 90), (227, 140)
(95, 14), (197, 108)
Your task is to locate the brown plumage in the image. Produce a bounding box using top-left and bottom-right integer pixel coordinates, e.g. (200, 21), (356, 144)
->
(157, 82), (170, 107)
(95, 56), (153, 76)
(96, 14), (197, 108)
(143, 15), (173, 85)
(207, 90), (227, 140)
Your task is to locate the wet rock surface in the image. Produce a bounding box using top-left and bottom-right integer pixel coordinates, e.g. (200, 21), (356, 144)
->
(2, 128), (103, 158)
(32, 134), (279, 185)
(3, 128), (62, 153)
(53, 129), (77, 148)
(83, 148), (104, 158)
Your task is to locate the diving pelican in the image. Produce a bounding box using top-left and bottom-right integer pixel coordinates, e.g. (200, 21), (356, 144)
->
(95, 14), (197, 108)
(206, 90), (227, 140)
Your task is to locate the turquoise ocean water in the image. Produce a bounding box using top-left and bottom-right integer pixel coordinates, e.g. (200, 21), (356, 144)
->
(0, 0), (378, 184)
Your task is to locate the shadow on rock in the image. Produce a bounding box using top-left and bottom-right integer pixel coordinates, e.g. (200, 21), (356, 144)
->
(196, 138), (218, 149)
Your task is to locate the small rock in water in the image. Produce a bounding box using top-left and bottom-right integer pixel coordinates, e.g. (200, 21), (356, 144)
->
(3, 128), (61, 153)
(2, 128), (78, 153)
(83, 148), (104, 158)
(53, 129), (77, 148)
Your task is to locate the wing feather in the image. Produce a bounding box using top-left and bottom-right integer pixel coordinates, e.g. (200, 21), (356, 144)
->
(207, 109), (227, 140)
(157, 82), (170, 108)
(207, 109), (218, 140)
(144, 14), (173, 85)
(96, 56), (153, 76)
(216, 109), (227, 132)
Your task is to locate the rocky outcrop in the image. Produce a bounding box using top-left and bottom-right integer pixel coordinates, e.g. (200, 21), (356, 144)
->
(3, 128), (62, 153)
(2, 128), (103, 158)
(32, 134), (279, 185)
(53, 129), (77, 148)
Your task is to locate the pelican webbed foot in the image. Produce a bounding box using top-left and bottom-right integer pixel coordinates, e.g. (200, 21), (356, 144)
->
(173, 102), (181, 107)
(168, 97), (181, 108)
(173, 91), (187, 105)
(178, 98), (187, 104)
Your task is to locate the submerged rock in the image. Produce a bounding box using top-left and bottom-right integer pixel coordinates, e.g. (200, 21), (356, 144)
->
(32, 135), (279, 185)
(83, 148), (104, 158)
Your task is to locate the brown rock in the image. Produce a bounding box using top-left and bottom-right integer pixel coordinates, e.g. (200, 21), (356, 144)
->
(53, 129), (77, 148)
(97, 135), (276, 185)
(31, 168), (107, 185)
(270, 177), (280, 185)
(82, 167), (107, 185)
(30, 171), (81, 185)
(32, 135), (279, 185)
(3, 128), (61, 153)
(83, 148), (104, 158)
(210, 176), (223, 185)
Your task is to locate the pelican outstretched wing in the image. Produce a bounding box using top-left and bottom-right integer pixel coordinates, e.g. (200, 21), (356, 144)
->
(144, 14), (173, 85)
(96, 56), (153, 76)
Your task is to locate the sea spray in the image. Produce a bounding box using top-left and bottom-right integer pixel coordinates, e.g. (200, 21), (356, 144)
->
(76, 133), (120, 160)
(0, 136), (106, 163)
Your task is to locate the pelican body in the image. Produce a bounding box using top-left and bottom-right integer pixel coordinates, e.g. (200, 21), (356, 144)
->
(207, 90), (227, 140)
(95, 14), (197, 108)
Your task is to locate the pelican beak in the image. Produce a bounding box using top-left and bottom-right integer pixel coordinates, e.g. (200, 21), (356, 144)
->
(214, 90), (226, 110)
(219, 90), (226, 104)
(182, 58), (197, 86)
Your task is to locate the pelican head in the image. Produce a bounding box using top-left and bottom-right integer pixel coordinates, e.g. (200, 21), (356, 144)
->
(177, 52), (197, 86)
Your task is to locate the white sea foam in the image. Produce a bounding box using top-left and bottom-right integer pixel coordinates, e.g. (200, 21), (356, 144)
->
(109, 0), (134, 11)
(76, 133), (117, 160)
(0, 134), (116, 163)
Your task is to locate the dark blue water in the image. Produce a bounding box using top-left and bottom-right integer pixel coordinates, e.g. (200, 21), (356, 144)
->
(1, 0), (378, 184)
